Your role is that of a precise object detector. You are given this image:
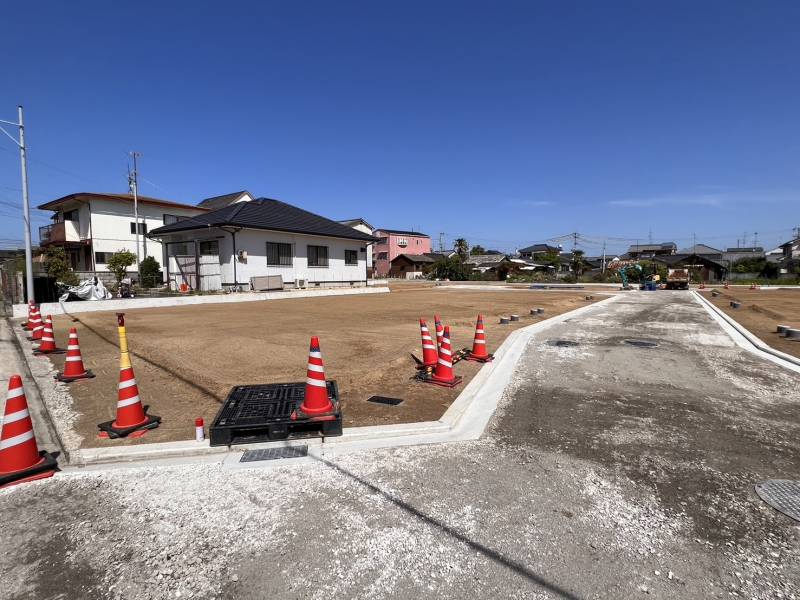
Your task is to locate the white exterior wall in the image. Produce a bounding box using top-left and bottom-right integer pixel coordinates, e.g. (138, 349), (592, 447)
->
(220, 229), (368, 287)
(89, 199), (204, 271)
(347, 223), (374, 270)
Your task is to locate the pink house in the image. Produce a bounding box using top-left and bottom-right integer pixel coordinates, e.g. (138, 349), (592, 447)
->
(373, 229), (432, 276)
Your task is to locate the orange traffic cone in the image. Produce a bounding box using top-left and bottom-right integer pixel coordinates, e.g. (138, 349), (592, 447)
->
(97, 313), (160, 439)
(22, 301), (35, 330)
(34, 315), (64, 355)
(425, 325), (462, 387)
(0, 375), (58, 489)
(56, 328), (95, 382)
(434, 314), (444, 350)
(299, 336), (334, 415)
(465, 314), (493, 363)
(419, 319), (439, 367)
(29, 308), (43, 341)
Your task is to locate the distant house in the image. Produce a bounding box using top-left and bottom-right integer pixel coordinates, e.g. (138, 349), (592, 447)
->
(779, 237), (800, 261)
(518, 243), (560, 260)
(372, 229), (431, 277)
(464, 254), (510, 273)
(723, 247), (764, 266)
(148, 197), (376, 290)
(197, 190), (255, 211)
(626, 242), (676, 259)
(389, 253), (436, 279)
(653, 253), (727, 282)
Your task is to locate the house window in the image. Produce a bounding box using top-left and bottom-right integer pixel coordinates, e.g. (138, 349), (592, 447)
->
(345, 249), (358, 265)
(377, 252), (388, 260)
(398, 238), (408, 247)
(267, 242), (293, 266)
(94, 251), (113, 264)
(163, 214), (186, 225)
(130, 222), (147, 235)
(63, 209), (79, 222)
(199, 240), (219, 255)
(307, 245), (329, 267)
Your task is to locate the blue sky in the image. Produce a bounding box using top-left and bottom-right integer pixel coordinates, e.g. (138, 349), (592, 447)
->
(1, 1), (798, 255)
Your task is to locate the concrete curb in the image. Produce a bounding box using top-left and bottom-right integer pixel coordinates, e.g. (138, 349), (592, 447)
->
(51, 293), (622, 470)
(11, 286), (390, 318)
(692, 291), (800, 374)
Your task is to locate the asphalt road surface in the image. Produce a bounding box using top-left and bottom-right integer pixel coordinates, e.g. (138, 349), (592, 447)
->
(1, 292), (798, 600)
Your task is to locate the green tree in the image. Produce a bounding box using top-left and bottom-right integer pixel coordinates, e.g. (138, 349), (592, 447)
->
(425, 256), (469, 281)
(43, 246), (79, 285)
(454, 238), (469, 260)
(139, 256), (162, 288)
(106, 250), (136, 284)
(469, 244), (486, 256)
(571, 250), (586, 276)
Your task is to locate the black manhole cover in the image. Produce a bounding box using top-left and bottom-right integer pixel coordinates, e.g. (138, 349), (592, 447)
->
(548, 340), (580, 347)
(368, 396), (404, 406)
(240, 445), (309, 462)
(624, 339), (658, 348)
(755, 480), (800, 522)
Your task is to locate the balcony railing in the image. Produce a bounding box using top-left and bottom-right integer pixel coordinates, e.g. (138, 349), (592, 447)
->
(39, 220), (81, 245)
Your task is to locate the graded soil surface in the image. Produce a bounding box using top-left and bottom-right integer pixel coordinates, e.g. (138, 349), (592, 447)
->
(47, 288), (599, 447)
(701, 288), (800, 358)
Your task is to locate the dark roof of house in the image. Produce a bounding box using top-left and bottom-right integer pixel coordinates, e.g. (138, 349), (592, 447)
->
(677, 244), (724, 255)
(725, 247), (763, 253)
(197, 190), (251, 211)
(38, 192), (207, 212)
(148, 197), (377, 242)
(391, 253), (436, 264)
(338, 218), (375, 230)
(779, 238), (799, 248)
(465, 254), (509, 265)
(627, 242), (676, 253)
(424, 252), (447, 261)
(519, 243), (559, 253)
(374, 228), (430, 237)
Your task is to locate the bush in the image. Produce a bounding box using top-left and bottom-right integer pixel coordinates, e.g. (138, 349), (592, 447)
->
(425, 256), (469, 281)
(43, 247), (79, 286)
(106, 250), (136, 284)
(139, 256), (162, 288)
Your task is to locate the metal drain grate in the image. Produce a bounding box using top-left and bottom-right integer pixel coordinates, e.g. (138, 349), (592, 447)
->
(548, 340), (579, 347)
(240, 445), (309, 462)
(755, 480), (800, 522)
(624, 339), (658, 348)
(368, 396), (404, 406)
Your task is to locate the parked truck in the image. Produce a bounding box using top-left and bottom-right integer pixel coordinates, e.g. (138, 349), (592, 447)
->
(665, 268), (690, 290)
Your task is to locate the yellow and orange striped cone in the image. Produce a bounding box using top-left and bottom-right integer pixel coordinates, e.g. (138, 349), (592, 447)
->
(97, 313), (160, 439)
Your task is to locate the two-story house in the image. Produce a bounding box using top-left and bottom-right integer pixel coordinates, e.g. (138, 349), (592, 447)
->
(37, 192), (207, 277)
(372, 229), (431, 277)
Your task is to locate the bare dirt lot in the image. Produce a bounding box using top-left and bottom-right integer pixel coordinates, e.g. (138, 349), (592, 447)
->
(701, 288), (800, 358)
(46, 288), (599, 447)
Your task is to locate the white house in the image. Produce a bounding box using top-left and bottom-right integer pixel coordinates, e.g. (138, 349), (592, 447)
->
(338, 218), (375, 274)
(148, 197), (377, 291)
(37, 192), (207, 276)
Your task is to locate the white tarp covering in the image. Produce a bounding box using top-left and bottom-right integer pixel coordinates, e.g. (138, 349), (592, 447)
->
(59, 277), (112, 302)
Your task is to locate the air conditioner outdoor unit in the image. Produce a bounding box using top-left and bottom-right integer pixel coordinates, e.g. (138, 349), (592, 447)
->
(295, 277), (308, 289)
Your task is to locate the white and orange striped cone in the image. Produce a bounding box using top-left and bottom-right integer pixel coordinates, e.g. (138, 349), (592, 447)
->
(465, 314), (493, 363)
(56, 328), (95, 382)
(424, 325), (462, 388)
(0, 375), (59, 489)
(97, 313), (160, 439)
(419, 319), (439, 367)
(21, 301), (35, 330)
(29, 307), (43, 341)
(298, 336), (334, 416)
(34, 315), (65, 355)
(434, 315), (444, 350)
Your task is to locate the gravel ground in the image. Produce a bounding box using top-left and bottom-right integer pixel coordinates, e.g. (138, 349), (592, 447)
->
(1, 291), (798, 600)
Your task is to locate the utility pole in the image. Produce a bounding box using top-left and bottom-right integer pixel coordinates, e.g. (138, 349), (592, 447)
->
(601, 240), (606, 273)
(438, 232), (445, 253)
(0, 106), (34, 302)
(129, 152), (142, 271)
(753, 232), (759, 247)
(648, 228), (653, 244)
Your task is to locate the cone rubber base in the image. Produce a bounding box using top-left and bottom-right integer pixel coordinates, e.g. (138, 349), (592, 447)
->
(56, 370), (96, 383)
(464, 353), (494, 363)
(0, 451), (59, 489)
(33, 348), (66, 356)
(419, 374), (463, 388)
(97, 414), (161, 439)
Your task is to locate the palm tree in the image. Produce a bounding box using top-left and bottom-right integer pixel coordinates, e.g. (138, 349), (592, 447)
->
(454, 238), (469, 260)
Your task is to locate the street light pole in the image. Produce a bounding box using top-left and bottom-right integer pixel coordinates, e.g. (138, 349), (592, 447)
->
(0, 105), (34, 302)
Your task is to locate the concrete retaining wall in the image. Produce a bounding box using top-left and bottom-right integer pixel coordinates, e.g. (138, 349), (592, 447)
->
(12, 286), (390, 318)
